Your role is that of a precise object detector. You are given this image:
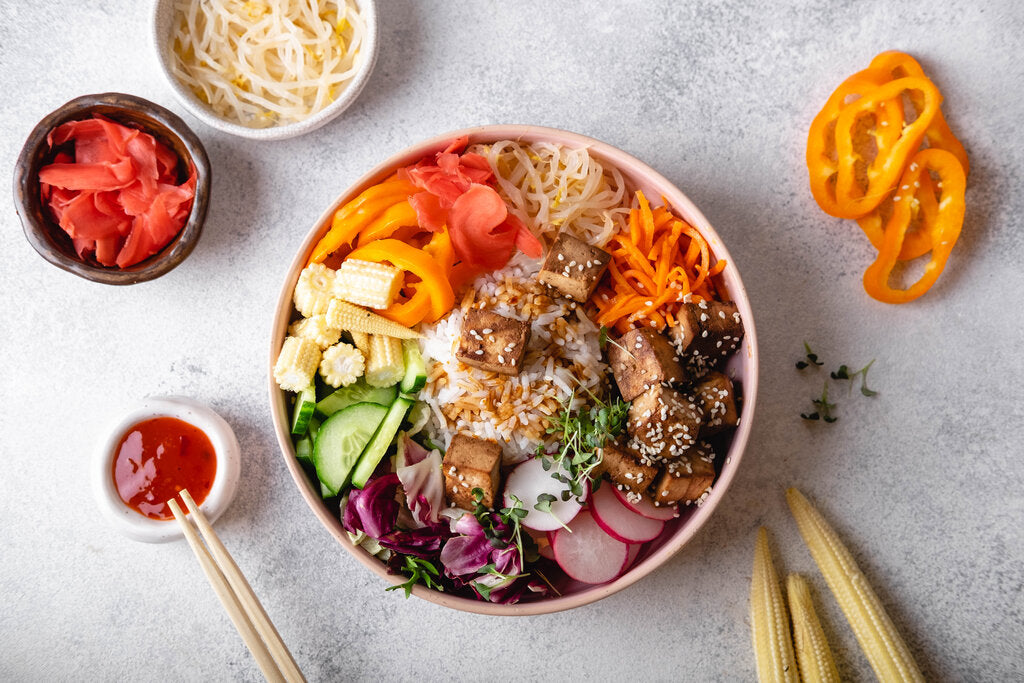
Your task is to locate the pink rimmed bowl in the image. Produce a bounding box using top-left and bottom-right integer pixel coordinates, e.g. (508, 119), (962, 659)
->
(268, 125), (759, 615)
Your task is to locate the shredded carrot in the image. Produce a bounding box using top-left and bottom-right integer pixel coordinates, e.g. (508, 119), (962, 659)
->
(589, 190), (727, 333)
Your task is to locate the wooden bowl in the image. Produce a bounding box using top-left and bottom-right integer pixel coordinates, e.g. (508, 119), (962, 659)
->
(268, 125), (760, 615)
(13, 92), (211, 285)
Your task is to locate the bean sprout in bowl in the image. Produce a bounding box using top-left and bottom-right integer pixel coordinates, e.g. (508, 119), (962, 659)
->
(152, 0), (378, 140)
(269, 125), (758, 615)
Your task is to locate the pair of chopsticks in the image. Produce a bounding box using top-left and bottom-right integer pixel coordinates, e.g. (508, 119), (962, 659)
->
(168, 490), (305, 683)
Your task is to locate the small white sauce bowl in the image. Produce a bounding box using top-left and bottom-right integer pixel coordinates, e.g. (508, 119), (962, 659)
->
(150, 0), (379, 141)
(92, 396), (241, 543)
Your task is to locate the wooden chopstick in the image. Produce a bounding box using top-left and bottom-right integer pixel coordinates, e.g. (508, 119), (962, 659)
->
(169, 491), (305, 683)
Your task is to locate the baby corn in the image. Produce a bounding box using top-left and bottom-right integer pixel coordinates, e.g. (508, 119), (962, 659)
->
(786, 574), (840, 683)
(750, 527), (799, 683)
(326, 299), (421, 339)
(335, 259), (403, 309)
(365, 334), (405, 387)
(786, 488), (924, 683)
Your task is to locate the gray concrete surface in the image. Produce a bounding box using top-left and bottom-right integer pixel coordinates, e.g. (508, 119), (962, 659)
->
(1, 1), (1022, 680)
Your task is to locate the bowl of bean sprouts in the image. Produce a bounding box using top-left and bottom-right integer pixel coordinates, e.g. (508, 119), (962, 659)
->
(152, 0), (378, 140)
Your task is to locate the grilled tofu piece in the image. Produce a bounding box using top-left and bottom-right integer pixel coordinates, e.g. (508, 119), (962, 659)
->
(652, 442), (716, 505)
(537, 232), (611, 302)
(669, 300), (744, 373)
(694, 371), (739, 436)
(442, 434), (503, 510)
(627, 384), (703, 461)
(608, 328), (688, 401)
(595, 441), (658, 495)
(456, 309), (530, 375)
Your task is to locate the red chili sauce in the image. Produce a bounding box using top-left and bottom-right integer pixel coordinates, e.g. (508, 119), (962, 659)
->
(112, 417), (217, 520)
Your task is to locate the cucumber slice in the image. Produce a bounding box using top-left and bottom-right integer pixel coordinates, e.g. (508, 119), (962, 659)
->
(308, 416), (322, 440)
(294, 433), (313, 464)
(316, 379), (398, 418)
(320, 481), (334, 499)
(400, 340), (428, 393)
(351, 396), (414, 489)
(291, 385), (318, 436)
(313, 402), (389, 495)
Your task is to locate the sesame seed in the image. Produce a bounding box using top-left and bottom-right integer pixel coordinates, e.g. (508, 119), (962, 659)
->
(482, 328), (493, 334)
(557, 254), (564, 261)
(893, 196), (901, 202)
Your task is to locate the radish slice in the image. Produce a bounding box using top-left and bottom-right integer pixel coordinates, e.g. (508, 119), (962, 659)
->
(612, 485), (679, 521)
(590, 483), (665, 543)
(621, 543), (643, 575)
(504, 457), (583, 532)
(551, 511), (629, 584)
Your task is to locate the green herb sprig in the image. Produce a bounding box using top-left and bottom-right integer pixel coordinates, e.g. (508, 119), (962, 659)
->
(385, 556), (444, 598)
(470, 488), (536, 570)
(537, 389), (630, 502)
(796, 343), (878, 423)
(795, 342), (824, 369)
(831, 360), (878, 397)
(801, 380), (838, 423)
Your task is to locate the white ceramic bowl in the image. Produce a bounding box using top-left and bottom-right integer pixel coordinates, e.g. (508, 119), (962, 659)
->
(268, 125), (760, 615)
(92, 396), (241, 543)
(151, 0), (379, 141)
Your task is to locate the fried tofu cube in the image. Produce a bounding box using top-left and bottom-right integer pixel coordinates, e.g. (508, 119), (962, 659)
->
(627, 384), (703, 461)
(594, 441), (658, 495)
(608, 328), (688, 401)
(537, 232), (611, 302)
(653, 443), (716, 505)
(669, 300), (744, 372)
(456, 309), (530, 376)
(442, 434), (503, 510)
(695, 371), (739, 436)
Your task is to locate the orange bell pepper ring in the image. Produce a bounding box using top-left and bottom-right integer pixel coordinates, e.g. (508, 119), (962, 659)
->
(357, 200), (420, 245)
(379, 284), (434, 328)
(833, 76), (942, 219)
(862, 149), (966, 304)
(347, 238), (455, 323)
(857, 171), (940, 260)
(869, 51), (970, 175)
(806, 68), (904, 218)
(308, 179), (418, 264)
(422, 226), (455, 274)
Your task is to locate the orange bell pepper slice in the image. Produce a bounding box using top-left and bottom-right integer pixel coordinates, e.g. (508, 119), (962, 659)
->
(856, 171), (940, 260)
(423, 226), (455, 274)
(833, 76), (942, 219)
(357, 200), (420, 245)
(806, 68), (904, 218)
(379, 284), (434, 328)
(347, 238), (455, 323)
(308, 179), (417, 264)
(869, 51), (970, 175)
(862, 149), (966, 304)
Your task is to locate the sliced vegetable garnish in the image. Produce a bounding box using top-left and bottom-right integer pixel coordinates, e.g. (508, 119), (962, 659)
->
(862, 149), (966, 304)
(786, 488), (924, 682)
(38, 115), (196, 268)
(591, 190), (723, 334)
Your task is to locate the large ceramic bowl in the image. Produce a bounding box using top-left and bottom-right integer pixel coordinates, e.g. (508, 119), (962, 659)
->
(269, 125), (759, 615)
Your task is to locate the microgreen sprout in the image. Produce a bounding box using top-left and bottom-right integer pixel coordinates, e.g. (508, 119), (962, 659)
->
(796, 341), (824, 369)
(831, 359), (878, 397)
(801, 380), (838, 423)
(471, 488), (536, 569)
(385, 556), (444, 598)
(537, 389), (629, 504)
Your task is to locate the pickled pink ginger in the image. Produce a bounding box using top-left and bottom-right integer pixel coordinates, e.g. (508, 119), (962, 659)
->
(38, 115), (196, 268)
